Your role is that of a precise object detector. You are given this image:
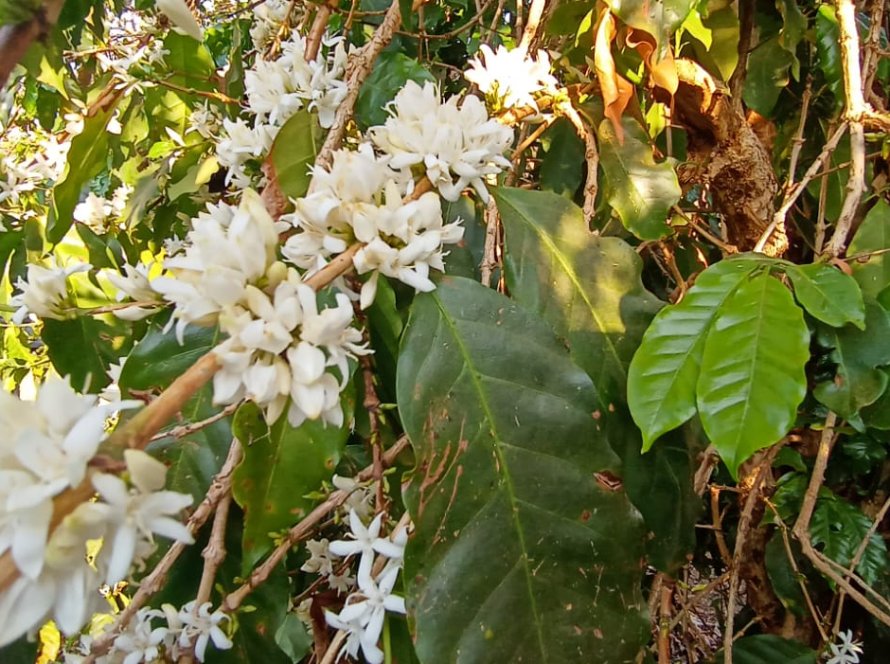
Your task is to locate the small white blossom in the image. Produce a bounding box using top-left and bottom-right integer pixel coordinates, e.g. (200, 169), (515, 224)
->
(329, 510), (405, 589)
(825, 630), (864, 664)
(74, 192), (113, 231)
(10, 260), (91, 323)
(109, 607), (169, 664)
(178, 602), (233, 662)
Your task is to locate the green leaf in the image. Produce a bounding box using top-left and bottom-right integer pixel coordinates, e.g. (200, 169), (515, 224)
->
(816, 5), (843, 109)
(267, 110), (323, 199)
(398, 276), (648, 663)
(49, 106), (116, 243)
(162, 32), (216, 91)
(811, 492), (889, 587)
(497, 187), (662, 405)
(776, 0), (806, 79)
(861, 371), (890, 429)
(741, 36), (794, 115)
(814, 303), (890, 419)
(0, 636), (38, 664)
(690, 7), (739, 82)
(275, 613), (313, 663)
(848, 200), (890, 298)
(120, 323), (218, 392)
(232, 402), (348, 573)
(539, 118), (585, 198)
(697, 273), (809, 477)
(597, 117), (681, 241)
(765, 535), (807, 617)
(718, 635), (817, 664)
(0, 0), (41, 26)
(42, 317), (121, 393)
(628, 258), (761, 449)
(355, 52), (434, 131)
(785, 262), (866, 329)
(496, 187), (697, 571)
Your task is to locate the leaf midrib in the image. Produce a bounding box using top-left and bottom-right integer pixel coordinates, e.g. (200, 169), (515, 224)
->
(434, 293), (549, 661)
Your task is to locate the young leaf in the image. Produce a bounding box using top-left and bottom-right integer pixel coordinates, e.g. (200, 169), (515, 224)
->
(497, 186), (662, 406)
(266, 110), (323, 200)
(847, 200), (890, 298)
(597, 117), (681, 240)
(628, 258), (760, 450)
(814, 303), (890, 420)
(232, 401), (349, 573)
(398, 277), (647, 663)
(785, 262), (866, 329)
(696, 273), (809, 477)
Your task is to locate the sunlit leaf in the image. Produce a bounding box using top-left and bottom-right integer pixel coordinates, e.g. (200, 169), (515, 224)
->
(266, 110), (323, 200)
(785, 262), (865, 329)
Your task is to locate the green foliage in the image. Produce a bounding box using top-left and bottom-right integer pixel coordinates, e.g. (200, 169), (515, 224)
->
(784, 262), (865, 329)
(848, 200), (890, 299)
(597, 117), (681, 241)
(267, 110), (323, 199)
(539, 118), (585, 197)
(398, 277), (648, 663)
(0, 0), (41, 26)
(717, 634), (817, 664)
(356, 52), (434, 130)
(232, 401), (349, 573)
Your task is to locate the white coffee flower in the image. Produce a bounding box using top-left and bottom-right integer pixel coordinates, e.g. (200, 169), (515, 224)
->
(10, 260), (92, 323)
(329, 510), (405, 589)
(178, 602), (233, 662)
(156, 0), (204, 41)
(465, 45), (559, 110)
(369, 81), (513, 202)
(215, 119), (274, 189)
(104, 261), (164, 321)
(74, 192), (113, 231)
(825, 629), (864, 664)
(109, 607), (169, 664)
(302, 538), (334, 576)
(286, 341), (343, 428)
(250, 0), (293, 49)
(92, 449), (194, 585)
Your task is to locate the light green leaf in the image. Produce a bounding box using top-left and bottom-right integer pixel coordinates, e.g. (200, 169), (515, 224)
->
(785, 262), (866, 329)
(162, 32), (216, 91)
(232, 402), (348, 573)
(597, 117), (681, 240)
(680, 9), (711, 48)
(497, 187), (662, 405)
(697, 273), (809, 477)
(690, 6), (739, 81)
(267, 110), (323, 200)
(814, 303), (890, 419)
(605, 0), (696, 57)
(398, 277), (648, 663)
(847, 200), (890, 298)
(776, 0), (806, 79)
(628, 258), (761, 449)
(275, 614), (313, 663)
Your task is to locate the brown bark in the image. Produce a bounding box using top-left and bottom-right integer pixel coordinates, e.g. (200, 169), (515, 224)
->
(653, 59), (786, 256)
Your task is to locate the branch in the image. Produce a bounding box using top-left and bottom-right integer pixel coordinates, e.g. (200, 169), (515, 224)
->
(517, 0), (546, 52)
(221, 435), (410, 612)
(824, 0), (869, 258)
(84, 440), (243, 662)
(559, 102), (598, 224)
(0, 0), (66, 87)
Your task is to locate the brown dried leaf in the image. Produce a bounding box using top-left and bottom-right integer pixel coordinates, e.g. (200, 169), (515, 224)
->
(594, 8), (633, 141)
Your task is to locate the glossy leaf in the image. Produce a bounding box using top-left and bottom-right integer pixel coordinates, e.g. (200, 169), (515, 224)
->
(267, 110), (323, 199)
(42, 317), (122, 393)
(742, 37), (794, 116)
(398, 277), (648, 663)
(697, 273), (809, 477)
(497, 186), (662, 406)
(814, 303), (890, 419)
(355, 52), (434, 130)
(232, 402), (348, 572)
(628, 258), (760, 449)
(597, 117), (681, 240)
(785, 262), (865, 329)
(847, 200), (890, 298)
(497, 187), (697, 571)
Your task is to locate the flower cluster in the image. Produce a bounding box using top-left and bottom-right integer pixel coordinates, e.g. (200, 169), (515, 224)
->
(0, 379), (194, 647)
(153, 189), (368, 427)
(217, 33), (347, 189)
(10, 259), (92, 324)
(73, 184), (133, 233)
(250, 0), (295, 50)
(66, 601), (232, 664)
(369, 81), (513, 202)
(465, 44), (559, 111)
(0, 125), (72, 210)
(102, 260), (165, 321)
(324, 510), (408, 664)
(281, 144), (464, 307)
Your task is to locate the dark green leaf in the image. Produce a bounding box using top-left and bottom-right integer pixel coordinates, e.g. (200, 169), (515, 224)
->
(697, 273), (809, 477)
(355, 52), (434, 131)
(42, 317), (120, 393)
(398, 276), (648, 663)
(717, 634), (817, 664)
(120, 323), (217, 392)
(275, 614), (313, 663)
(539, 118), (585, 198)
(776, 0), (806, 78)
(848, 200), (890, 298)
(0, 0), (41, 26)
(267, 110), (323, 199)
(232, 402), (348, 572)
(814, 303), (890, 419)
(628, 258), (761, 449)
(785, 262), (866, 329)
(49, 107), (116, 244)
(497, 187), (662, 406)
(861, 372), (890, 429)
(597, 118), (681, 240)
(742, 36), (794, 115)
(765, 534), (807, 617)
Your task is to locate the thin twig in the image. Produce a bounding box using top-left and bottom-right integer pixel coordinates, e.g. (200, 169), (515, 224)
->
(150, 402), (241, 442)
(221, 436), (410, 612)
(559, 102), (598, 224)
(723, 446), (782, 664)
(480, 197), (501, 287)
(85, 440), (244, 662)
(785, 80), (813, 190)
